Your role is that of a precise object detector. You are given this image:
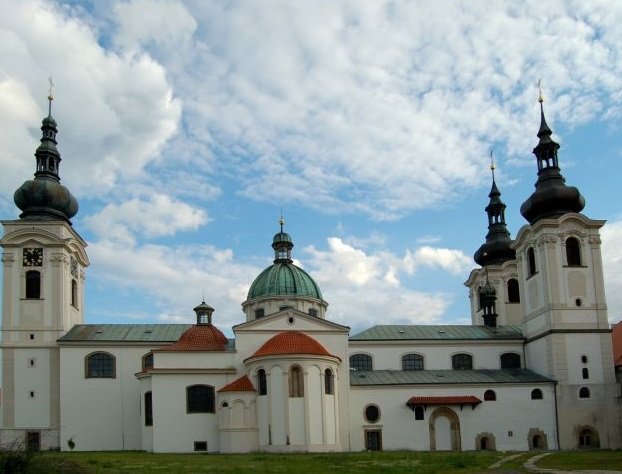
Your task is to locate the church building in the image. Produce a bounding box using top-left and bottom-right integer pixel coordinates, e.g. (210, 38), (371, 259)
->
(1, 93), (620, 453)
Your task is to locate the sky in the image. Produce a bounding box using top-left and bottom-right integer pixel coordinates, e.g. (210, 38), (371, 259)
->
(1, 0), (622, 336)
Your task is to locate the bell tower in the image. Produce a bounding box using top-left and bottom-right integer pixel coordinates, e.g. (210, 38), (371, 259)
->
(1, 91), (89, 450)
(514, 93), (618, 449)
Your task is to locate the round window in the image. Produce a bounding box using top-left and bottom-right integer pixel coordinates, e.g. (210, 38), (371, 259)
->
(364, 404), (380, 423)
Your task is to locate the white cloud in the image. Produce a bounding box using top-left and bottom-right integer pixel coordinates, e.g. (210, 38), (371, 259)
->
(87, 239), (259, 329)
(0, 0), (181, 200)
(303, 237), (468, 331)
(413, 247), (473, 276)
(85, 194), (208, 243)
(110, 0), (622, 218)
(601, 218), (622, 323)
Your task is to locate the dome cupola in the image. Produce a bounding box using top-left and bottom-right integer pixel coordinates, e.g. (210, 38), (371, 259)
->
(520, 93), (585, 225)
(13, 90), (78, 224)
(247, 219), (323, 301)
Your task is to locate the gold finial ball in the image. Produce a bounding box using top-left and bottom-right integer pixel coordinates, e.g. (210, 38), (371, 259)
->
(279, 217), (285, 226)
(490, 162), (496, 171)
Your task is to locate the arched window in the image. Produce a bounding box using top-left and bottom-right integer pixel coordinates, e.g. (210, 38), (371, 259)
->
(401, 353), (424, 371)
(579, 428), (599, 448)
(85, 352), (116, 378)
(414, 406), (424, 420)
(25, 271), (41, 299)
(500, 353), (521, 369)
(582, 367), (589, 379)
(142, 353), (154, 371)
(350, 354), (373, 371)
(528, 247), (537, 276)
(484, 390), (496, 401)
(187, 385), (215, 413)
(258, 369), (267, 396)
(289, 366), (304, 397)
(531, 388), (543, 400)
(144, 391), (153, 426)
(507, 278), (520, 303)
(452, 353), (473, 370)
(566, 237), (582, 266)
(324, 368), (334, 395)
(71, 279), (78, 308)
(579, 387), (590, 399)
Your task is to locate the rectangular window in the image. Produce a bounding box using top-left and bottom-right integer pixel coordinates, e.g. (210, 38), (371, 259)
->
(194, 441), (208, 452)
(144, 392), (153, 426)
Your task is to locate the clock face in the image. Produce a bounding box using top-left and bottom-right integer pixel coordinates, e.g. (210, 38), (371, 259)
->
(23, 248), (43, 267)
(71, 257), (78, 277)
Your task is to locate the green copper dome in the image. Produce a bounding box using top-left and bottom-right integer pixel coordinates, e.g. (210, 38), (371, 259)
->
(248, 262), (323, 300)
(247, 222), (323, 300)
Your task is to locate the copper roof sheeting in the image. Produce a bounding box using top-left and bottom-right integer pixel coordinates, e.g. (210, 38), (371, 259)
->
(350, 325), (524, 341)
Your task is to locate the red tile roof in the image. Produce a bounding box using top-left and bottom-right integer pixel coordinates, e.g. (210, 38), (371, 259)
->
(218, 375), (256, 393)
(249, 331), (337, 359)
(157, 324), (228, 352)
(406, 396), (482, 408)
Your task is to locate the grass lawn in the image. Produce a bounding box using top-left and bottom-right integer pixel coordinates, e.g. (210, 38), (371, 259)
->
(4, 449), (621, 473)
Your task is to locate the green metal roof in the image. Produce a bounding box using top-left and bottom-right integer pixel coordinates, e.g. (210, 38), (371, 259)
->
(350, 325), (524, 341)
(247, 262), (323, 300)
(350, 369), (554, 386)
(58, 324), (191, 342)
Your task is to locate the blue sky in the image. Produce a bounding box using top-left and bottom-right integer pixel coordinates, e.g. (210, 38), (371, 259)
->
(1, 0), (622, 336)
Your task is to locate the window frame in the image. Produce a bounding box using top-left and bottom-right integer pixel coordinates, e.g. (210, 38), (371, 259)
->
(25, 270), (41, 299)
(500, 352), (521, 369)
(364, 404), (381, 424)
(565, 237), (582, 266)
(186, 385), (215, 413)
(142, 352), (154, 371)
(350, 353), (373, 371)
(258, 369), (267, 396)
(507, 278), (520, 303)
(451, 353), (473, 370)
(289, 365), (304, 398)
(527, 247), (537, 277)
(401, 353), (424, 371)
(144, 391), (153, 426)
(484, 389), (496, 401)
(324, 368), (334, 395)
(85, 351), (116, 379)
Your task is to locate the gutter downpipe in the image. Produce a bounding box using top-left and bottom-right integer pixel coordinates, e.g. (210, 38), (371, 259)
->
(553, 381), (560, 450)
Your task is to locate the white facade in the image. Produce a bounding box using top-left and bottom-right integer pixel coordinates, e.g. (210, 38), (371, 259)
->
(1, 105), (621, 454)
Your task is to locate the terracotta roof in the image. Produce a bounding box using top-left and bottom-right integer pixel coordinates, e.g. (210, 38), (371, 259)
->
(406, 396), (482, 408)
(157, 324), (228, 352)
(249, 331), (337, 359)
(218, 375), (256, 393)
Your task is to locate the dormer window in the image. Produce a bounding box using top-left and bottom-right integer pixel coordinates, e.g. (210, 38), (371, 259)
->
(255, 308), (265, 319)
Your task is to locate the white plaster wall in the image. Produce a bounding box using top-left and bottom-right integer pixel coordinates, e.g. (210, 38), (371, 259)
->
(349, 384), (557, 451)
(151, 373), (227, 452)
(154, 351), (235, 369)
(59, 345), (148, 451)
(350, 342), (524, 371)
(139, 378), (153, 452)
(13, 348), (52, 428)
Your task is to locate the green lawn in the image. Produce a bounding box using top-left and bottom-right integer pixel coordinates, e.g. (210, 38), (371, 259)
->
(3, 449), (621, 474)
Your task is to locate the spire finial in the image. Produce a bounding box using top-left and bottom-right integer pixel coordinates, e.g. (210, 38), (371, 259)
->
(489, 149), (496, 182)
(47, 75), (54, 116)
(279, 213), (285, 233)
(537, 78), (543, 104)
